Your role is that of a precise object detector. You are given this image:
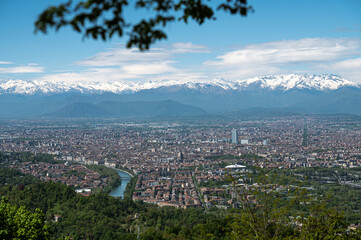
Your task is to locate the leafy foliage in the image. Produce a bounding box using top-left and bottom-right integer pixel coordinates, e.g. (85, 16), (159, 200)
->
(123, 175), (138, 200)
(299, 203), (348, 240)
(35, 0), (253, 50)
(86, 165), (122, 193)
(0, 198), (50, 240)
(1, 153), (360, 239)
(223, 169), (361, 239)
(0, 168), (40, 187)
(0, 178), (360, 239)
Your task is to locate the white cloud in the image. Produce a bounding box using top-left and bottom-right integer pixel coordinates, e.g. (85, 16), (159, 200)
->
(0, 61), (13, 65)
(40, 69), (138, 82)
(0, 66), (44, 73)
(329, 57), (361, 69)
(76, 42), (208, 67)
(213, 66), (281, 80)
(204, 38), (361, 82)
(40, 42), (208, 83)
(40, 65), (201, 83)
(170, 42), (210, 53)
(121, 62), (176, 75)
(76, 48), (170, 67)
(7, 39), (361, 84)
(316, 57), (361, 83)
(206, 38), (360, 66)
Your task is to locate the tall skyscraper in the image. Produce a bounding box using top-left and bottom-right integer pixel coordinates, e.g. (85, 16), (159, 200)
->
(231, 129), (238, 144)
(302, 126), (308, 147)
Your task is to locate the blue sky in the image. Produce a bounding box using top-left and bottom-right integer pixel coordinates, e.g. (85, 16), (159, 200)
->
(1, 0), (361, 83)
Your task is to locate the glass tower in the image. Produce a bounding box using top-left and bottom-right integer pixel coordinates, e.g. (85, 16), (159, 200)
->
(231, 129), (238, 144)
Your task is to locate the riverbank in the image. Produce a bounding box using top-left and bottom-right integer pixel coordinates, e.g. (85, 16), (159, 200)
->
(109, 170), (132, 198)
(86, 164), (122, 194)
(123, 175), (138, 200)
(113, 167), (135, 177)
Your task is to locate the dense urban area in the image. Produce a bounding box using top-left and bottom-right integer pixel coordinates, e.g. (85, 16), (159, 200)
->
(1, 114), (361, 239)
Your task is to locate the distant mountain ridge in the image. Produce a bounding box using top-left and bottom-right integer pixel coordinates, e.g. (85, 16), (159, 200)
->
(0, 74), (358, 95)
(46, 100), (207, 118)
(0, 74), (360, 118)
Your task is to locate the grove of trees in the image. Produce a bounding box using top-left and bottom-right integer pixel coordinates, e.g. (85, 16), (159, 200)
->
(1, 153), (361, 239)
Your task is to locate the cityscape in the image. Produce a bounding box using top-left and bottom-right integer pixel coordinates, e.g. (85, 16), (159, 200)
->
(1, 0), (361, 239)
(1, 115), (360, 210)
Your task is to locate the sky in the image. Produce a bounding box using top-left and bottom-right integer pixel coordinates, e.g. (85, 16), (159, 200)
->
(0, 0), (361, 84)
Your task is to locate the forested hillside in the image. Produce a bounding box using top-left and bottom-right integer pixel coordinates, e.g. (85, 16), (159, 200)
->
(1, 153), (361, 239)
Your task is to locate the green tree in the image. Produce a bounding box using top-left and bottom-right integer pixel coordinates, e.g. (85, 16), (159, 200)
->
(0, 198), (50, 240)
(35, 0), (253, 50)
(141, 227), (165, 240)
(228, 172), (299, 239)
(299, 204), (347, 240)
(226, 170), (360, 240)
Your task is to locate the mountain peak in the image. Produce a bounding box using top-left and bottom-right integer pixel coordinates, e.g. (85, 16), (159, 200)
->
(235, 73), (357, 91)
(0, 74), (358, 95)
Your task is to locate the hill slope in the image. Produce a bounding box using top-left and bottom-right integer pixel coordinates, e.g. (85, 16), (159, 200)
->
(46, 100), (206, 118)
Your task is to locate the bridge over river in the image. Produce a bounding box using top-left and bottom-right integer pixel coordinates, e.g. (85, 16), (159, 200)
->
(119, 176), (132, 180)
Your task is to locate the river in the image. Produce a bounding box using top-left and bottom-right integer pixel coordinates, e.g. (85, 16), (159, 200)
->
(109, 170), (132, 198)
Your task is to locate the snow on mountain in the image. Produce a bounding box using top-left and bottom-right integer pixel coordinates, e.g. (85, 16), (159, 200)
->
(237, 74), (358, 91)
(0, 74), (358, 95)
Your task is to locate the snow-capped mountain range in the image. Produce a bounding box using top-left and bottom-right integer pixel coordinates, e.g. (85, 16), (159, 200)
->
(0, 73), (360, 118)
(0, 74), (358, 95)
